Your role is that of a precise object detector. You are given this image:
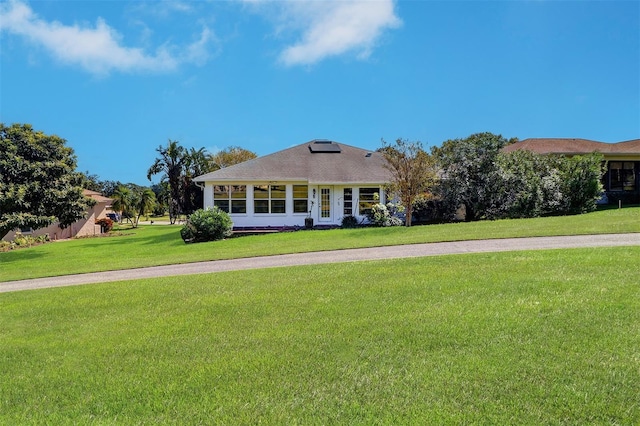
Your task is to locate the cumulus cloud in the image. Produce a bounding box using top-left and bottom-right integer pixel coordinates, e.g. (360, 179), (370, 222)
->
(245, 0), (402, 66)
(0, 0), (216, 75)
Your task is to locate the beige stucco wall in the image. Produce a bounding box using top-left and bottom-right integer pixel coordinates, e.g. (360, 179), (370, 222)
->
(2, 199), (111, 241)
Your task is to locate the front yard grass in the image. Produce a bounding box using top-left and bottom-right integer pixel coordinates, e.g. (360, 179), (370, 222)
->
(1, 247), (638, 424)
(1, 206), (638, 282)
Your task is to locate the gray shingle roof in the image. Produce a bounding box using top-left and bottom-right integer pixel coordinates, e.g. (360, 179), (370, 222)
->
(194, 140), (391, 185)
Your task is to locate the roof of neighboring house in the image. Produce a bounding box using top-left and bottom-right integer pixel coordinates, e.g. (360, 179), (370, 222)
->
(194, 140), (391, 185)
(502, 138), (640, 156)
(83, 189), (113, 204)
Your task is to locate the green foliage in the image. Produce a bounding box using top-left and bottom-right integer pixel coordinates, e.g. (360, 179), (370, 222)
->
(0, 123), (94, 237)
(340, 215), (359, 228)
(134, 188), (157, 226)
(208, 146), (257, 170)
(487, 151), (604, 219)
(366, 202), (404, 227)
(411, 194), (448, 224)
(110, 186), (135, 223)
(0, 232), (49, 252)
(488, 150), (564, 219)
(148, 140), (188, 224)
(432, 132), (517, 221)
(555, 153), (605, 214)
(180, 207), (233, 243)
(380, 138), (438, 226)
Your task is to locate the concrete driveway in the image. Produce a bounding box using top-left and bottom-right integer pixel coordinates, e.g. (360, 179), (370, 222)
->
(2, 233), (639, 293)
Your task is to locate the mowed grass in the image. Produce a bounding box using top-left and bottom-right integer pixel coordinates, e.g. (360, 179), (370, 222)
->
(1, 247), (639, 424)
(1, 206), (639, 282)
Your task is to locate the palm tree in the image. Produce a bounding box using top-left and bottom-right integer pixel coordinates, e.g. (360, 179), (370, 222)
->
(134, 188), (156, 227)
(147, 140), (187, 224)
(110, 186), (134, 224)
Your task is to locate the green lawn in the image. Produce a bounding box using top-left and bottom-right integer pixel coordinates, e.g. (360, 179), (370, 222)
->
(1, 247), (639, 424)
(1, 207), (639, 282)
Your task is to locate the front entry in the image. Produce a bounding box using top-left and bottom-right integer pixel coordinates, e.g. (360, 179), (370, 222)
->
(319, 186), (332, 222)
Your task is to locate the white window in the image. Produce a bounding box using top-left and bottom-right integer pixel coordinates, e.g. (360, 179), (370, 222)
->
(293, 185), (308, 214)
(213, 185), (247, 213)
(254, 185), (286, 214)
(358, 187), (378, 216)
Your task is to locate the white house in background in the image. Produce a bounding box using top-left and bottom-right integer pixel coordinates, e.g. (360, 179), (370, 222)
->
(2, 190), (114, 241)
(193, 140), (392, 228)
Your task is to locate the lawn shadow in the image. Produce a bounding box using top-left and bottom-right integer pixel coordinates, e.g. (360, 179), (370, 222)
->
(0, 249), (46, 263)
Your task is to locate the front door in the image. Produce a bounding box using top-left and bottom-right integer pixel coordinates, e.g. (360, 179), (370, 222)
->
(319, 186), (332, 222)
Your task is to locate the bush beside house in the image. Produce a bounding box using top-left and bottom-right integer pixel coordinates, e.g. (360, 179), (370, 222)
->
(180, 207), (233, 243)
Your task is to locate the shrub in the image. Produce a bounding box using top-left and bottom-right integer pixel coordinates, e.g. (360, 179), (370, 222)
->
(96, 218), (114, 233)
(412, 194), (448, 224)
(180, 207), (233, 243)
(0, 232), (50, 252)
(341, 215), (359, 228)
(367, 203), (403, 227)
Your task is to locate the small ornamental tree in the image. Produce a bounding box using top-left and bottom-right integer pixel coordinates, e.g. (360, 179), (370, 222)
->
(380, 138), (438, 226)
(180, 207), (233, 243)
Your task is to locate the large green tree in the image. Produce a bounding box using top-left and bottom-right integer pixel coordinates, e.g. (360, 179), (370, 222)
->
(432, 132), (518, 221)
(0, 123), (93, 238)
(380, 138), (438, 227)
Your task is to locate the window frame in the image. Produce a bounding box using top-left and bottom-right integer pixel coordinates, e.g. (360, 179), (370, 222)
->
(213, 185), (247, 214)
(343, 188), (353, 216)
(609, 161), (636, 192)
(293, 185), (309, 214)
(358, 187), (379, 216)
(254, 184), (287, 214)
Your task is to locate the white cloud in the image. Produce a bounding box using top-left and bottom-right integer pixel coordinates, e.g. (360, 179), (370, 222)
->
(0, 0), (216, 75)
(243, 0), (402, 66)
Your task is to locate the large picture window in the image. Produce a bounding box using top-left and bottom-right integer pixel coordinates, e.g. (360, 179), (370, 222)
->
(213, 185), (246, 213)
(293, 185), (308, 214)
(358, 187), (378, 216)
(609, 162), (636, 191)
(254, 184), (286, 214)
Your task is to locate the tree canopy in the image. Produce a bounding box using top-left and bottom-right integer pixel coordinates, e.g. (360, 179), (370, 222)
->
(147, 140), (188, 224)
(432, 132), (518, 221)
(0, 123), (93, 237)
(209, 146), (257, 171)
(381, 138), (438, 226)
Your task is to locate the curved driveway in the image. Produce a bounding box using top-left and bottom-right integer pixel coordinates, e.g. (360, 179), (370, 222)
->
(2, 233), (639, 293)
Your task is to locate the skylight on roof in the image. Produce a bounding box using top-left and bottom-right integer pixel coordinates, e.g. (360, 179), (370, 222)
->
(309, 141), (341, 153)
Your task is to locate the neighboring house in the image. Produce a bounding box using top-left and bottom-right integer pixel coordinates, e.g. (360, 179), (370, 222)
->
(2, 190), (114, 241)
(193, 140), (392, 228)
(503, 138), (640, 204)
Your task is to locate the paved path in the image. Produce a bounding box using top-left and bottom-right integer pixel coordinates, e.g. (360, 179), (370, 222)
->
(2, 233), (639, 293)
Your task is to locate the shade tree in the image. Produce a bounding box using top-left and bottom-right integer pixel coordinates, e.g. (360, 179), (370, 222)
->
(0, 123), (93, 237)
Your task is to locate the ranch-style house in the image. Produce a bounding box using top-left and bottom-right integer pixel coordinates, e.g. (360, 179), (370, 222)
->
(193, 140), (392, 229)
(503, 138), (640, 204)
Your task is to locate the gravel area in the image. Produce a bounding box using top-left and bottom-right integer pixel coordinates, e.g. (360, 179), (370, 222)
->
(2, 233), (639, 293)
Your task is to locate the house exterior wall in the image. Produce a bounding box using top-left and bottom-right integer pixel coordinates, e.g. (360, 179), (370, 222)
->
(202, 181), (386, 228)
(2, 200), (111, 241)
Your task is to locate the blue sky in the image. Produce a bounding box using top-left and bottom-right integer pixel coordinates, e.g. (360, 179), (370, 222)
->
(1, 0), (638, 186)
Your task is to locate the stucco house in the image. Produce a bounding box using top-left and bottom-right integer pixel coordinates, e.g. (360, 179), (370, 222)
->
(2, 189), (114, 241)
(193, 140), (392, 228)
(503, 138), (640, 204)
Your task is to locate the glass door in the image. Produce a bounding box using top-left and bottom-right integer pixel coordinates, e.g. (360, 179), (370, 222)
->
(319, 187), (331, 222)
